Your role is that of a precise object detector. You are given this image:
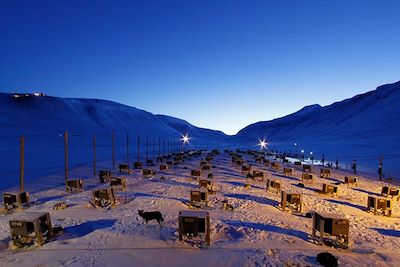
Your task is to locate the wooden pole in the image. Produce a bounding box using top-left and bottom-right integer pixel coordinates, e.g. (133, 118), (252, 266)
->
(126, 133), (130, 166)
(93, 135), (96, 175)
(64, 131), (69, 189)
(158, 137), (161, 158)
(20, 136), (25, 192)
(153, 137), (155, 161)
(163, 138), (166, 156)
(112, 131), (115, 169)
(146, 136), (149, 162)
(137, 135), (140, 162)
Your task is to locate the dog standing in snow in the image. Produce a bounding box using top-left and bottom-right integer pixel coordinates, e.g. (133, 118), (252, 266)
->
(138, 210), (164, 225)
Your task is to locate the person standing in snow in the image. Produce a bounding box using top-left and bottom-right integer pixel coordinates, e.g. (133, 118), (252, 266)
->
(378, 159), (383, 181)
(352, 160), (357, 174)
(321, 154), (325, 166)
(335, 157), (339, 169)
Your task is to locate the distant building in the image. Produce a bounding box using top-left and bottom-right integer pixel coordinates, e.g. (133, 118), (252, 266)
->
(11, 92), (46, 99)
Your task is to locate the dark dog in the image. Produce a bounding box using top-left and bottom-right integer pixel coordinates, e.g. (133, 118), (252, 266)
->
(138, 210), (164, 225)
(316, 252), (338, 267)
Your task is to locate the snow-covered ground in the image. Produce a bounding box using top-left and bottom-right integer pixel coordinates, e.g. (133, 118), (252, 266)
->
(0, 151), (399, 266)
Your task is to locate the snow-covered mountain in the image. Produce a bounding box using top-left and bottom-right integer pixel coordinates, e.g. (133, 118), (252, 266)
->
(234, 81), (400, 177)
(0, 93), (228, 189)
(155, 114), (228, 143)
(0, 93), (215, 139)
(1, 80), (399, 189)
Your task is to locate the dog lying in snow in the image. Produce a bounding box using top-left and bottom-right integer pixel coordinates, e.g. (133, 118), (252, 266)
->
(316, 252), (338, 267)
(138, 210), (164, 225)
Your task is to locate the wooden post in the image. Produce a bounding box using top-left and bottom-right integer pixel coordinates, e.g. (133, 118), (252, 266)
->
(112, 131), (115, 169)
(158, 137), (161, 158)
(163, 138), (166, 156)
(93, 135), (96, 176)
(146, 136), (149, 162)
(20, 136), (25, 192)
(64, 131), (69, 189)
(137, 135), (140, 162)
(153, 137), (155, 161)
(126, 133), (130, 166)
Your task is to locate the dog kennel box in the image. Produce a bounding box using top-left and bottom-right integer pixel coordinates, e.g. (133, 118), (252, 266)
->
(179, 210), (210, 246)
(312, 212), (349, 247)
(283, 168), (293, 176)
(110, 177), (127, 191)
(281, 191), (302, 213)
(190, 189), (208, 204)
(160, 164), (169, 171)
(191, 170), (201, 177)
(134, 161), (143, 169)
(234, 159), (244, 166)
(368, 196), (392, 216)
(66, 179), (83, 193)
(99, 170), (111, 183)
(322, 184), (338, 196)
(320, 168), (331, 178)
(3, 192), (30, 211)
(200, 160), (208, 166)
(344, 176), (357, 186)
(271, 162), (280, 170)
(381, 186), (400, 199)
(119, 164), (129, 173)
(303, 165), (312, 172)
(301, 173), (314, 183)
(202, 165), (210, 171)
(242, 165), (251, 172)
(9, 212), (54, 248)
(253, 170), (264, 181)
(255, 157), (263, 163)
(199, 179), (214, 193)
(142, 168), (155, 178)
(146, 159), (154, 166)
(266, 179), (281, 194)
(294, 161), (302, 166)
(211, 149), (219, 154)
(92, 187), (116, 208)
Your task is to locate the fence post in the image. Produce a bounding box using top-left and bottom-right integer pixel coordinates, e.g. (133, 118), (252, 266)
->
(146, 136), (149, 162)
(126, 133), (130, 166)
(137, 135), (140, 162)
(64, 131), (69, 190)
(20, 136), (25, 192)
(93, 135), (96, 176)
(158, 137), (160, 158)
(112, 131), (115, 169)
(153, 137), (155, 161)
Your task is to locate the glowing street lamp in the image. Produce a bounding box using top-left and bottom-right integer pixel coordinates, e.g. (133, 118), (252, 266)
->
(181, 134), (190, 144)
(181, 134), (190, 152)
(258, 139), (267, 150)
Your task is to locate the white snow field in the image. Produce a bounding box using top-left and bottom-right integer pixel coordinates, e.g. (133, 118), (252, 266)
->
(0, 151), (399, 266)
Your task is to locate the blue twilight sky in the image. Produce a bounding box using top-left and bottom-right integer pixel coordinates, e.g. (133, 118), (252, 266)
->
(1, 0), (399, 135)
